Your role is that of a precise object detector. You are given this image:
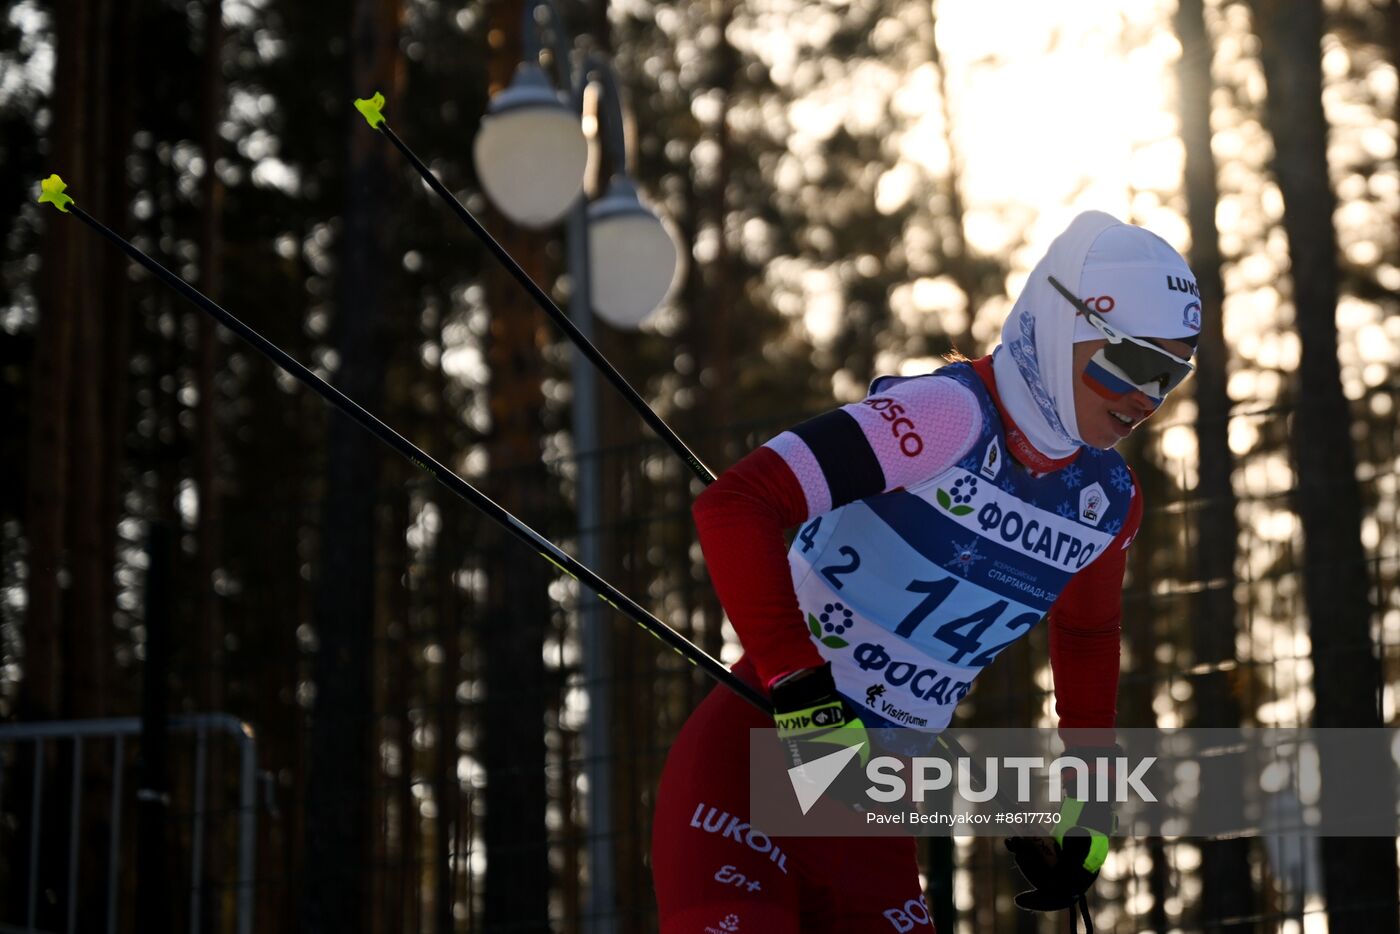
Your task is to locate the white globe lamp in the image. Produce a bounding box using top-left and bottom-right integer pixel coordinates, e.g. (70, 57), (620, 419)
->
(587, 177), (680, 329)
(473, 62), (587, 229)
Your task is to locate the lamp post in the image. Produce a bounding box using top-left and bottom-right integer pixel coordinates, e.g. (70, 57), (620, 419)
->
(474, 5), (680, 931)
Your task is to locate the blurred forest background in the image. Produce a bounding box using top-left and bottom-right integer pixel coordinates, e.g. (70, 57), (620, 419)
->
(1, 0), (1399, 931)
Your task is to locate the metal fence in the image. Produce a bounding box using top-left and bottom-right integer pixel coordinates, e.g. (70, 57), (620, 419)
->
(0, 716), (258, 934)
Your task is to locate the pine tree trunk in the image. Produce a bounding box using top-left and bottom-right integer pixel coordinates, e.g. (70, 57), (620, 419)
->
(428, 326), (462, 934)
(677, 155), (724, 701)
(194, 3), (228, 928)
(67, 0), (131, 924)
(12, 2), (87, 926)
(135, 521), (175, 934)
(98, 0), (135, 716)
(479, 8), (552, 929)
(22, 0), (87, 730)
(1175, 0), (1258, 927)
(385, 487), (417, 934)
(196, 0), (226, 720)
(1250, 1), (1399, 928)
(479, 306), (553, 931)
(67, 0), (113, 724)
(300, 1), (401, 931)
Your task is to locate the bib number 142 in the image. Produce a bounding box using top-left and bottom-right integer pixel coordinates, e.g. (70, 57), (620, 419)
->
(806, 530), (1043, 667)
(893, 575), (1040, 666)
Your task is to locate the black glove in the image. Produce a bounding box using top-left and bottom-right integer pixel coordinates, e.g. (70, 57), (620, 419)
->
(1005, 809), (1107, 909)
(1006, 746), (1119, 933)
(769, 663), (870, 808)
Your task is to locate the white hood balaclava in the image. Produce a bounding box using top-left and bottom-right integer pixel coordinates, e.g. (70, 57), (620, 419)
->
(991, 211), (1200, 460)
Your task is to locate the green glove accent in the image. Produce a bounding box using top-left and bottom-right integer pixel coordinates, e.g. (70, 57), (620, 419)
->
(1052, 797), (1111, 873)
(770, 663), (871, 765)
(1085, 834), (1110, 874)
(354, 92), (387, 129)
(774, 699), (870, 764)
(38, 174), (74, 212)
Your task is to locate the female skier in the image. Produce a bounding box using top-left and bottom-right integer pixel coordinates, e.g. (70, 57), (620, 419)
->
(651, 211), (1202, 933)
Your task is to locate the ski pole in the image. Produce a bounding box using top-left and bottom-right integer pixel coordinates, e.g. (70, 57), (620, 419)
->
(352, 93), (717, 485)
(35, 173), (768, 715)
(41, 173), (1021, 819)
(351, 103), (1024, 802)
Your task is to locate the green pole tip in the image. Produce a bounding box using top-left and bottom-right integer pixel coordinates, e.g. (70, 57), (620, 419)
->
(354, 92), (386, 129)
(38, 174), (74, 213)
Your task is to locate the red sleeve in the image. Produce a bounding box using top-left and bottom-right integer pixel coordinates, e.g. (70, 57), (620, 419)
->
(692, 446), (825, 686)
(1047, 469), (1143, 733)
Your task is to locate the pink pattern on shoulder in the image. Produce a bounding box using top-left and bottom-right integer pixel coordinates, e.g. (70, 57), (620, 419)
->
(764, 431), (832, 516)
(842, 377), (983, 491)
